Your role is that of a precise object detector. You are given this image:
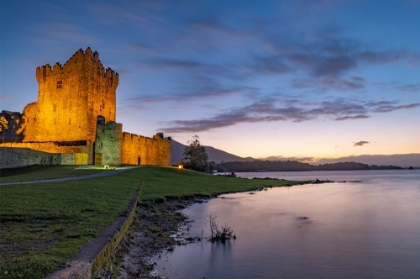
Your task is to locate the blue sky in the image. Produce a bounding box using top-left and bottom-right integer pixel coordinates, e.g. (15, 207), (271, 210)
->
(1, 0), (419, 160)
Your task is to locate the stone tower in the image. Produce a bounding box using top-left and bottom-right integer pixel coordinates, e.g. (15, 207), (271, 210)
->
(22, 48), (118, 145)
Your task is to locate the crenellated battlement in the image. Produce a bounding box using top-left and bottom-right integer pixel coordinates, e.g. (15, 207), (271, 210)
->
(122, 131), (171, 165)
(123, 132), (150, 141)
(36, 47), (119, 85)
(25, 48), (119, 144)
(1, 48), (171, 167)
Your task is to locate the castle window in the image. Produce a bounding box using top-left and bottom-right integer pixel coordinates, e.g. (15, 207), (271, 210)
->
(57, 80), (62, 89)
(69, 118), (71, 125)
(53, 104), (57, 112)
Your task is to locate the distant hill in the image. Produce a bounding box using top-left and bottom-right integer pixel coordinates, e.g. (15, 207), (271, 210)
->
(315, 154), (420, 168)
(171, 140), (420, 168)
(216, 160), (403, 172)
(171, 140), (252, 165)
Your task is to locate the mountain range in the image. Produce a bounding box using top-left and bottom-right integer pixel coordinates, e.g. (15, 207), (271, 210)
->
(171, 140), (420, 168)
(171, 140), (251, 165)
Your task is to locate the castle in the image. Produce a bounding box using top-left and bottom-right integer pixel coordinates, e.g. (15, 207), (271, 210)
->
(0, 48), (171, 168)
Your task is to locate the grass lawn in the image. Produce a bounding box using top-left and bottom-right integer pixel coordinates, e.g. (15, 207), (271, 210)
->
(137, 166), (305, 201)
(0, 165), (108, 183)
(0, 166), (305, 279)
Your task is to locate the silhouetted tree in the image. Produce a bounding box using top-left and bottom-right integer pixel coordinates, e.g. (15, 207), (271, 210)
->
(0, 116), (8, 132)
(182, 135), (209, 171)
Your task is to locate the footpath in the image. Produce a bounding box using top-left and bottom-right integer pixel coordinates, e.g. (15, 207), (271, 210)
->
(0, 166), (138, 186)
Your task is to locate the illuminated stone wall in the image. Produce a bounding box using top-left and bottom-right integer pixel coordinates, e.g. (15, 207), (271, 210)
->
(22, 48), (118, 145)
(0, 147), (67, 169)
(0, 142), (81, 153)
(0, 48), (172, 167)
(95, 121), (123, 165)
(122, 132), (171, 165)
(0, 142), (94, 164)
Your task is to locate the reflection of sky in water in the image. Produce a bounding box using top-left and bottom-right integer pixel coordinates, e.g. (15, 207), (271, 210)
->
(155, 170), (420, 279)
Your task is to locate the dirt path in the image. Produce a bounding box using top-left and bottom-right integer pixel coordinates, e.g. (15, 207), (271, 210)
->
(0, 166), (139, 186)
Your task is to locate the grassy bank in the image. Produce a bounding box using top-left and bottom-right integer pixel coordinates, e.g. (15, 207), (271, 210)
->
(0, 165), (107, 183)
(137, 166), (304, 201)
(0, 166), (304, 278)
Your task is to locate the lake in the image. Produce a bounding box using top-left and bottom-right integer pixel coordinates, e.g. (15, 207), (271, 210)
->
(154, 170), (420, 279)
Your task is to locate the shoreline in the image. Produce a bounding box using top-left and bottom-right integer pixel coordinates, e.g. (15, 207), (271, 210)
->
(99, 183), (315, 278)
(99, 187), (292, 278)
(96, 175), (316, 278)
(97, 197), (209, 279)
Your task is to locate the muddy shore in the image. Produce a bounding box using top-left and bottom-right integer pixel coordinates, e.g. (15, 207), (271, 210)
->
(96, 197), (207, 279)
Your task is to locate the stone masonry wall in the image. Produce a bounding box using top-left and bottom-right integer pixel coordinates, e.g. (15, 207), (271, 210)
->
(22, 48), (118, 145)
(0, 142), (94, 164)
(0, 48), (172, 167)
(95, 121), (123, 165)
(122, 133), (171, 166)
(0, 147), (63, 169)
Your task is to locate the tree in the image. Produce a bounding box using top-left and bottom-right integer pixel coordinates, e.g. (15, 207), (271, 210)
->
(182, 135), (209, 171)
(0, 116), (8, 132)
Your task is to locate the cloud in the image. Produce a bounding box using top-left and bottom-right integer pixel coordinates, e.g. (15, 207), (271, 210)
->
(142, 58), (205, 70)
(128, 42), (159, 53)
(86, 1), (169, 27)
(354, 141), (370, 147)
(254, 30), (419, 79)
(293, 76), (366, 91)
(335, 115), (370, 121)
(159, 98), (420, 133)
(396, 84), (420, 92)
(121, 73), (260, 104)
(122, 84), (240, 104)
(105, 2), (420, 97)
(31, 22), (101, 45)
(372, 103), (420, 113)
(372, 82), (420, 94)
(95, 3), (419, 99)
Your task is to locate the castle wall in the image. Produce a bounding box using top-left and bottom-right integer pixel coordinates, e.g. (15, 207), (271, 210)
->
(61, 153), (75, 165)
(0, 147), (62, 169)
(0, 147), (90, 169)
(95, 121), (123, 165)
(0, 142), (94, 164)
(122, 133), (171, 166)
(0, 48), (172, 168)
(22, 48), (118, 145)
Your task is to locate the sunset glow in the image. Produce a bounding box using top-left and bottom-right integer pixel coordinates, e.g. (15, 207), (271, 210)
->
(1, 1), (419, 160)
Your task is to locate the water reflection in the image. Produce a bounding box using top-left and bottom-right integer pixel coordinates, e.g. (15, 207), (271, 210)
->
(154, 170), (420, 279)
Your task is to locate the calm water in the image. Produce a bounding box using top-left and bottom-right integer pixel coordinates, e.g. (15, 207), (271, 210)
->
(154, 170), (420, 279)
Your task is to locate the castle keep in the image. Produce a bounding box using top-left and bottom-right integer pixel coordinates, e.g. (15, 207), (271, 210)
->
(0, 48), (171, 168)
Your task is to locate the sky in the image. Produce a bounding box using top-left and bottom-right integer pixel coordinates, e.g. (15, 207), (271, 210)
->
(1, 0), (419, 161)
